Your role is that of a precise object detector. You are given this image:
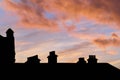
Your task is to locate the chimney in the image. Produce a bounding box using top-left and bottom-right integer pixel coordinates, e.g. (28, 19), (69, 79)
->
(25, 55), (40, 64)
(87, 55), (98, 64)
(77, 57), (86, 64)
(47, 51), (58, 64)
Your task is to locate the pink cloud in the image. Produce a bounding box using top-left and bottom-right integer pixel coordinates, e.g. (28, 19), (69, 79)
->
(2, 0), (120, 32)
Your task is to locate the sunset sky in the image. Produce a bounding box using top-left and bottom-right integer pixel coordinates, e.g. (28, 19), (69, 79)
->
(0, 0), (120, 68)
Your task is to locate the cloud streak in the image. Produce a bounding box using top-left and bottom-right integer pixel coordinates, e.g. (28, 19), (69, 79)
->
(93, 33), (120, 48)
(59, 42), (91, 54)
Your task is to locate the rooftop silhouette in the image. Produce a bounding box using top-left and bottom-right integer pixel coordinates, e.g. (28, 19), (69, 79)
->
(0, 29), (120, 80)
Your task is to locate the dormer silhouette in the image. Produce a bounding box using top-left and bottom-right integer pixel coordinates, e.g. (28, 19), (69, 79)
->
(77, 57), (86, 64)
(47, 51), (58, 64)
(87, 55), (97, 64)
(25, 55), (41, 64)
(0, 28), (15, 64)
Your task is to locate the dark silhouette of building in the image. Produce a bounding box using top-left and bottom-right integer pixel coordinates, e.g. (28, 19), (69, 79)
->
(87, 55), (97, 64)
(77, 57), (86, 64)
(0, 29), (120, 80)
(25, 55), (40, 64)
(47, 51), (58, 64)
(0, 28), (15, 64)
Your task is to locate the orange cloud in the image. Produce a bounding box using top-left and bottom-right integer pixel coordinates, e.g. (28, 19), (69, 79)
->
(3, 0), (120, 31)
(3, 0), (60, 32)
(93, 33), (120, 48)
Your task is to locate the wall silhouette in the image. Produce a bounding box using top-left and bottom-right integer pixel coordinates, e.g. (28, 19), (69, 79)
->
(0, 28), (15, 64)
